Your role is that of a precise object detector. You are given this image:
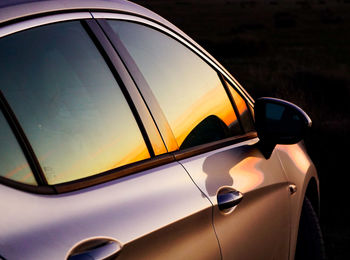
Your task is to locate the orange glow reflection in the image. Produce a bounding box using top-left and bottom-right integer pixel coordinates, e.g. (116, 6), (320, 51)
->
(3, 162), (36, 184)
(227, 82), (248, 115)
(112, 144), (150, 169)
(229, 157), (264, 193)
(42, 136), (150, 185)
(5, 162), (30, 179)
(171, 84), (238, 147)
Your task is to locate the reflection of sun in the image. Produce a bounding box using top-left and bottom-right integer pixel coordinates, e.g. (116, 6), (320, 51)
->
(227, 81), (248, 115)
(111, 143), (150, 169)
(171, 85), (238, 146)
(229, 157), (264, 193)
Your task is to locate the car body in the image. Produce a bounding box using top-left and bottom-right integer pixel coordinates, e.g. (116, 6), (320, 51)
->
(0, 1), (323, 259)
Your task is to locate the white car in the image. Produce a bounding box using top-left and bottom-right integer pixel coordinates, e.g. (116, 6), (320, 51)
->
(0, 0), (324, 259)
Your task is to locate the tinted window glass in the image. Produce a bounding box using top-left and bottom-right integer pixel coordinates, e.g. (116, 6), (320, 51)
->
(0, 21), (150, 185)
(107, 20), (241, 149)
(0, 111), (37, 185)
(225, 80), (255, 132)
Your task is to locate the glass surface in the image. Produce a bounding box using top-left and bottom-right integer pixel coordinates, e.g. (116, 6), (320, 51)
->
(0, 21), (150, 184)
(266, 103), (286, 121)
(225, 80), (255, 132)
(0, 111), (37, 185)
(108, 20), (241, 149)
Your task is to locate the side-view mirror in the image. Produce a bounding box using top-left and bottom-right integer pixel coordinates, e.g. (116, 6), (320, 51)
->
(255, 97), (312, 159)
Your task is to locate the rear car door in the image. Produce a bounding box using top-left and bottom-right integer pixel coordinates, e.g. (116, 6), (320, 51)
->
(0, 14), (220, 260)
(102, 15), (292, 259)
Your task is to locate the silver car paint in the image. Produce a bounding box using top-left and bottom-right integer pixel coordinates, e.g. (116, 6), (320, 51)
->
(277, 143), (319, 260)
(0, 12), (92, 38)
(179, 138), (291, 259)
(0, 1), (320, 259)
(0, 8), (219, 260)
(0, 162), (220, 259)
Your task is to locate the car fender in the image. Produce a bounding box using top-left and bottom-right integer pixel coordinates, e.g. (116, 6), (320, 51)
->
(275, 142), (320, 260)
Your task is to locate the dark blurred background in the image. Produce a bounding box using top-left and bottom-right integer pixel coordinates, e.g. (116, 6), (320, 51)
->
(133, 0), (350, 259)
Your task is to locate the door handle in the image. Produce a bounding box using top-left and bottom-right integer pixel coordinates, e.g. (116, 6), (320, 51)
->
(217, 188), (244, 211)
(67, 237), (122, 260)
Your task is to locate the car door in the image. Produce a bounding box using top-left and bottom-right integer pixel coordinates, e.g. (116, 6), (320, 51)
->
(101, 15), (292, 259)
(178, 97), (292, 259)
(0, 14), (221, 260)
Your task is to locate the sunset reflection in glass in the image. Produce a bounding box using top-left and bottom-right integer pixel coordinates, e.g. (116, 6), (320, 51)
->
(0, 21), (150, 185)
(109, 20), (242, 149)
(0, 111), (37, 185)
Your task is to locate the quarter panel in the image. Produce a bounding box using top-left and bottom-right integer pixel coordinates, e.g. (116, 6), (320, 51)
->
(276, 143), (319, 260)
(0, 162), (220, 260)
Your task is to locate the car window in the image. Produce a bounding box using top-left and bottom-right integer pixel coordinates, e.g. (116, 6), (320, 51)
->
(0, 110), (37, 185)
(224, 79), (255, 133)
(0, 21), (150, 185)
(107, 20), (242, 149)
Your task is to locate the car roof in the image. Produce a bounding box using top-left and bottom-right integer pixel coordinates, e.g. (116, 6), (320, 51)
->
(0, 0), (200, 73)
(0, 0), (167, 26)
(0, 0), (254, 104)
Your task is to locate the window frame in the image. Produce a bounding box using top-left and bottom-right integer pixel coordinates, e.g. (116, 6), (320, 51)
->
(0, 13), (170, 194)
(0, 12), (94, 194)
(0, 10), (258, 194)
(0, 90), (46, 185)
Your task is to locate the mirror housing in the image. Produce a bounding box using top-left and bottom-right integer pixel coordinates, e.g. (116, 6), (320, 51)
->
(255, 97), (312, 158)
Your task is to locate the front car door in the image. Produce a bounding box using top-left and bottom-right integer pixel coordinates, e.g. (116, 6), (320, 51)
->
(101, 15), (292, 259)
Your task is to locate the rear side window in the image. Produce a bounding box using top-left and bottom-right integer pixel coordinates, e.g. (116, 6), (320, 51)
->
(107, 20), (242, 149)
(0, 21), (150, 185)
(0, 110), (37, 185)
(224, 80), (255, 133)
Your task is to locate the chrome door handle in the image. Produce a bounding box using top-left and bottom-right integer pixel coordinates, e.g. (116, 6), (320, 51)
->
(67, 237), (122, 260)
(217, 188), (244, 211)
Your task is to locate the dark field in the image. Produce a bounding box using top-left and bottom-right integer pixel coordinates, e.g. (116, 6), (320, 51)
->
(134, 0), (350, 259)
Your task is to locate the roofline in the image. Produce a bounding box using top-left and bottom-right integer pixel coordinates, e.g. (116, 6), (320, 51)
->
(0, 0), (169, 26)
(0, 0), (254, 104)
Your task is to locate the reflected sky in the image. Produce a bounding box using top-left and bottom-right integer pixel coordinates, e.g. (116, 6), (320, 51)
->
(227, 80), (248, 116)
(171, 85), (238, 146)
(0, 111), (37, 185)
(226, 80), (255, 132)
(108, 20), (241, 148)
(0, 21), (150, 185)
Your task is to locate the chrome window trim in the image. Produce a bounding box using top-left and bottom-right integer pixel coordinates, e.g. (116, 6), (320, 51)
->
(91, 12), (254, 107)
(0, 12), (92, 38)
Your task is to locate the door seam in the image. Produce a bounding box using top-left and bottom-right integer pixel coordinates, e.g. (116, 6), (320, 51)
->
(275, 148), (292, 260)
(177, 160), (223, 260)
